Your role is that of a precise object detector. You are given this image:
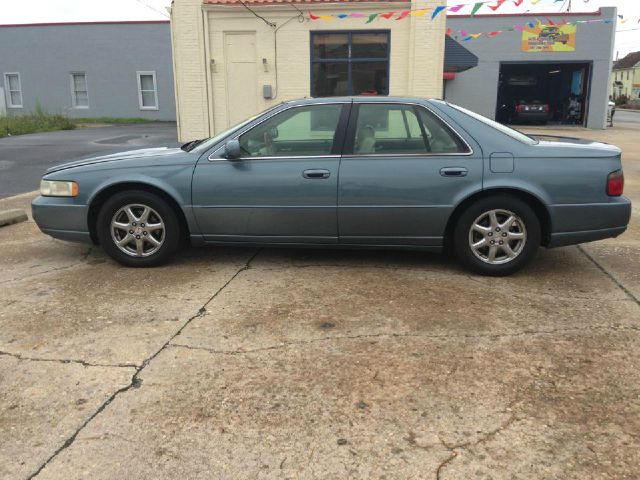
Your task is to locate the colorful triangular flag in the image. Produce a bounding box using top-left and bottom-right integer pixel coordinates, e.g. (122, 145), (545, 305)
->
(489, 0), (506, 11)
(431, 6), (446, 20)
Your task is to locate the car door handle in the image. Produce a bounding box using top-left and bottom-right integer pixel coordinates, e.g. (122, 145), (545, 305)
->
(440, 167), (468, 177)
(303, 169), (330, 179)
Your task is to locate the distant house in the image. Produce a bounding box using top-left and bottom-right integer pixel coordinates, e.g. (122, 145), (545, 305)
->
(611, 51), (640, 100)
(0, 21), (176, 120)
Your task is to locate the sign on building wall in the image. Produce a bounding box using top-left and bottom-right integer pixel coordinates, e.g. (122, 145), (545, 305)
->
(522, 24), (576, 52)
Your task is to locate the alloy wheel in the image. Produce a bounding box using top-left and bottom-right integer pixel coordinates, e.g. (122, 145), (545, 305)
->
(110, 204), (165, 257)
(468, 209), (527, 265)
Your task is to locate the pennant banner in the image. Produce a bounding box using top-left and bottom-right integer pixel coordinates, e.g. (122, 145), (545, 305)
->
(306, 0), (613, 23)
(307, 0), (629, 43)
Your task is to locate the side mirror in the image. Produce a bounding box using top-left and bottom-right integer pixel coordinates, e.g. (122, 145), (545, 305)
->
(223, 140), (241, 159)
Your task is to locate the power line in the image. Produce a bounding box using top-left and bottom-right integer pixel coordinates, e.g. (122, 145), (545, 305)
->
(238, 0), (276, 28)
(286, 0), (303, 15)
(132, 0), (169, 18)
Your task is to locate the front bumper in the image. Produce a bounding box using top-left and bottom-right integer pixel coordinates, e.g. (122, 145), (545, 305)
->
(547, 197), (632, 248)
(31, 196), (92, 244)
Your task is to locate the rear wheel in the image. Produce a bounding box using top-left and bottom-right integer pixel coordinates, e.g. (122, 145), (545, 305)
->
(97, 190), (181, 267)
(453, 195), (541, 276)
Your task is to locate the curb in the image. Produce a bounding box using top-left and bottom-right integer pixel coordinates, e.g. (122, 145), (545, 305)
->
(0, 209), (28, 227)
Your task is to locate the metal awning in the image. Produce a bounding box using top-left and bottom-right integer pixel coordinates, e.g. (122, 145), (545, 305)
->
(444, 35), (478, 74)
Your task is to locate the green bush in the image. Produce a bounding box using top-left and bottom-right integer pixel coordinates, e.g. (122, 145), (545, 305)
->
(72, 117), (152, 124)
(0, 111), (75, 138)
(614, 95), (629, 107)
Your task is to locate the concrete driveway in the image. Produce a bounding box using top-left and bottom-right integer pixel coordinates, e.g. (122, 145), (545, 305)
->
(1, 124), (639, 479)
(0, 123), (178, 199)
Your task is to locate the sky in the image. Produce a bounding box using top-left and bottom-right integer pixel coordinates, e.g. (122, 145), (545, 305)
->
(1, 0), (638, 58)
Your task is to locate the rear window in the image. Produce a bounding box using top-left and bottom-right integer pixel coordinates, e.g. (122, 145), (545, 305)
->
(447, 103), (538, 145)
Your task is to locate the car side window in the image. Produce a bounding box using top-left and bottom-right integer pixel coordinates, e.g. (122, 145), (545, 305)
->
(355, 104), (428, 154)
(353, 104), (469, 155)
(416, 107), (470, 154)
(238, 104), (343, 158)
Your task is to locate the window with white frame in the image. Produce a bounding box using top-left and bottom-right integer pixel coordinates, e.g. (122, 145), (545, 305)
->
(137, 71), (158, 110)
(4, 73), (23, 108)
(70, 72), (89, 108)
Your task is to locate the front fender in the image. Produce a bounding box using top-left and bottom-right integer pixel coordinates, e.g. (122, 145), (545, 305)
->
(88, 173), (190, 207)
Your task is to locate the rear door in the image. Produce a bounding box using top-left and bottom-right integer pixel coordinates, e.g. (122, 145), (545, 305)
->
(192, 103), (350, 243)
(337, 102), (482, 247)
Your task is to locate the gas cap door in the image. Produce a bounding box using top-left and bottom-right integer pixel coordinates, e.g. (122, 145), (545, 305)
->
(490, 152), (515, 173)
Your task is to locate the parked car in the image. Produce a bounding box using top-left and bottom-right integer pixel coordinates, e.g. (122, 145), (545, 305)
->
(32, 97), (631, 276)
(512, 99), (550, 124)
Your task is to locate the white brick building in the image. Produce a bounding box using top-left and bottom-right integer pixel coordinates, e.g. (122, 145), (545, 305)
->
(170, 0), (447, 141)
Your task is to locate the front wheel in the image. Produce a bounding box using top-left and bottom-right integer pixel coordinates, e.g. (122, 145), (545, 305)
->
(97, 190), (181, 267)
(453, 195), (541, 276)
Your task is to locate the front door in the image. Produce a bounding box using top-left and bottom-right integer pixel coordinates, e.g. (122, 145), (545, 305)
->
(224, 32), (258, 126)
(338, 102), (482, 247)
(192, 103), (350, 243)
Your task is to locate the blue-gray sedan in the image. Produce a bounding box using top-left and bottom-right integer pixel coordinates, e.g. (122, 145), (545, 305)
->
(32, 97), (631, 275)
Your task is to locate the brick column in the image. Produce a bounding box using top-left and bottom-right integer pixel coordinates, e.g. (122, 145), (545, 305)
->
(408, 0), (446, 99)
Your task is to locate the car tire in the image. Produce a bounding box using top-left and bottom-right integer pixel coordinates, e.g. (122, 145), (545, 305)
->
(453, 195), (541, 276)
(97, 190), (181, 267)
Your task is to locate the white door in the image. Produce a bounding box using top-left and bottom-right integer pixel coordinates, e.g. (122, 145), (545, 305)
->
(224, 32), (258, 127)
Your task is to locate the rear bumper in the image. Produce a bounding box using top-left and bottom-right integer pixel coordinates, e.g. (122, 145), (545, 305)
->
(515, 112), (549, 121)
(548, 226), (627, 248)
(547, 198), (631, 248)
(31, 196), (92, 244)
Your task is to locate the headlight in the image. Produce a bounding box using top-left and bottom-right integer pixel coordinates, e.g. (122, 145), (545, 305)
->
(40, 180), (79, 197)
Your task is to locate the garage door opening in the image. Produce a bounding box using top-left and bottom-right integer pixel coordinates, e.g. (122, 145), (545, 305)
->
(496, 62), (591, 126)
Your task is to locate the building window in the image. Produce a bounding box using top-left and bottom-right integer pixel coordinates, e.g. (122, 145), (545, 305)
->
(137, 71), (158, 110)
(4, 73), (23, 108)
(311, 31), (390, 97)
(70, 73), (89, 108)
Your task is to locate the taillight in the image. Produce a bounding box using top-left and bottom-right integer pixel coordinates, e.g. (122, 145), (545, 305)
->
(516, 105), (523, 113)
(543, 104), (549, 112)
(607, 170), (624, 196)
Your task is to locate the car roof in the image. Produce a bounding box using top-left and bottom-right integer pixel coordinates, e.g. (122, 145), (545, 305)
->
(282, 96), (434, 106)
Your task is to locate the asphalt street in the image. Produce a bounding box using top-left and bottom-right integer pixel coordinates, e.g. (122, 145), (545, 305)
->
(0, 123), (179, 199)
(615, 109), (640, 125)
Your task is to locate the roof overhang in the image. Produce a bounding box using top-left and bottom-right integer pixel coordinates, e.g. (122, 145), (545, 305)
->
(444, 35), (478, 74)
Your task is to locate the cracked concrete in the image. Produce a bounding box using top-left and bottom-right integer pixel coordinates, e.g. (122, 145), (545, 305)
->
(0, 196), (256, 366)
(1, 123), (640, 479)
(0, 355), (135, 480)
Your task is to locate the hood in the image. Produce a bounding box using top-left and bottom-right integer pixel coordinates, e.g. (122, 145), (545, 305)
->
(46, 147), (184, 173)
(531, 135), (621, 157)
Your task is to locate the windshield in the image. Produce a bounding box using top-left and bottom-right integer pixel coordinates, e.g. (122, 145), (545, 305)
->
(447, 103), (538, 145)
(189, 103), (283, 154)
